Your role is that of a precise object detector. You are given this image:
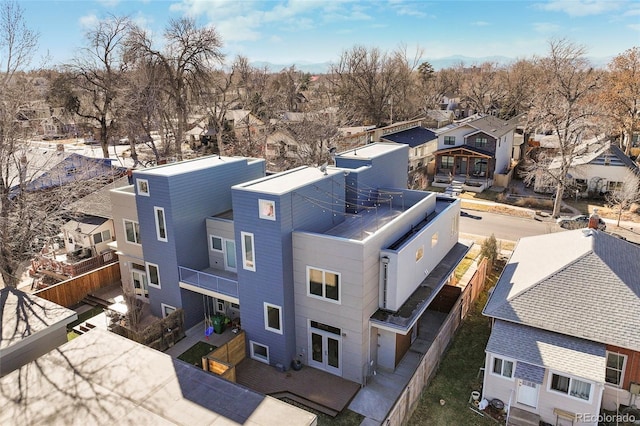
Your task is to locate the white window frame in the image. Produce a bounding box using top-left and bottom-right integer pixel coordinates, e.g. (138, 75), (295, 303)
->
(490, 355), (515, 380)
(161, 303), (176, 318)
(263, 302), (283, 335)
(306, 266), (341, 304)
(136, 178), (150, 196)
(241, 231), (255, 271)
(131, 265), (148, 298)
(249, 340), (269, 364)
(259, 199), (276, 221)
(154, 206), (168, 242)
(146, 262), (161, 289)
(547, 370), (593, 403)
(605, 351), (627, 388)
(123, 219), (141, 245)
(210, 235), (223, 252)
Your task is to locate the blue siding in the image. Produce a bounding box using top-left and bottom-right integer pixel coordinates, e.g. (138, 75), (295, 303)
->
(233, 173), (343, 367)
(134, 158), (265, 326)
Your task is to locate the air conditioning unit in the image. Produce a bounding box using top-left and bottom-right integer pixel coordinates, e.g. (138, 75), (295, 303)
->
(629, 383), (640, 395)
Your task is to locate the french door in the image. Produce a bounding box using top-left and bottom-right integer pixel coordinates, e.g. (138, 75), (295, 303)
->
(308, 322), (342, 376)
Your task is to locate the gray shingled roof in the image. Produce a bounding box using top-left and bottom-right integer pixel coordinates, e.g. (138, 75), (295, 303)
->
(486, 320), (605, 383)
(484, 229), (640, 351)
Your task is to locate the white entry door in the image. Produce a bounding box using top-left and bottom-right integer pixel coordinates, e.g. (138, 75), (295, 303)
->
(517, 379), (539, 408)
(308, 323), (342, 376)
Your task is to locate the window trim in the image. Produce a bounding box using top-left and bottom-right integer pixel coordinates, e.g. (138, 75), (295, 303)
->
(259, 199), (276, 221)
(605, 351), (627, 388)
(123, 219), (141, 245)
(161, 303), (176, 318)
(136, 178), (150, 196)
(146, 262), (161, 289)
(210, 235), (223, 252)
(241, 231), (256, 271)
(263, 302), (283, 335)
(547, 370), (593, 403)
(249, 340), (270, 364)
(490, 355), (515, 380)
(306, 266), (341, 304)
(154, 206), (168, 242)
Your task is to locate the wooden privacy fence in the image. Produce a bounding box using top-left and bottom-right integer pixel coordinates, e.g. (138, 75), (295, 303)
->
(202, 330), (246, 383)
(383, 257), (488, 426)
(34, 262), (121, 308)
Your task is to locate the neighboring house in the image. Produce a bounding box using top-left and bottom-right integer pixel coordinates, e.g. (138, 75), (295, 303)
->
(380, 126), (438, 179)
(482, 229), (640, 426)
(533, 139), (640, 196)
(10, 150), (125, 198)
(0, 287), (77, 377)
(0, 328), (317, 425)
(110, 143), (467, 386)
(432, 114), (520, 192)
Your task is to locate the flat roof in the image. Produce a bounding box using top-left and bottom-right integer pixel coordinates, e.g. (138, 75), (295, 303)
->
(336, 142), (405, 160)
(137, 155), (252, 177)
(0, 329), (317, 425)
(1, 287), (77, 350)
(237, 166), (341, 195)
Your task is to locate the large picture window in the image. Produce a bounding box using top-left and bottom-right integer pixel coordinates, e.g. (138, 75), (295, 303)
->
(154, 207), (167, 242)
(264, 303), (282, 334)
(124, 219), (140, 244)
(307, 266), (340, 303)
(606, 352), (626, 387)
(241, 232), (255, 271)
(492, 356), (513, 378)
(441, 156), (454, 169)
(550, 372), (592, 401)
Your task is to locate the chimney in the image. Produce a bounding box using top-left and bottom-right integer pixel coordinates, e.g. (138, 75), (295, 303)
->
(587, 208), (600, 230)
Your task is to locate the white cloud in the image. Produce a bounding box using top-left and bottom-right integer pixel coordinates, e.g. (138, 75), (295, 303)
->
(79, 14), (100, 29)
(532, 22), (561, 33)
(536, 0), (625, 17)
(472, 21), (490, 27)
(629, 23), (640, 31)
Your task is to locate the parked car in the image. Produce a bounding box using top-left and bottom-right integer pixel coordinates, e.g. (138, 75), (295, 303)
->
(556, 214), (606, 231)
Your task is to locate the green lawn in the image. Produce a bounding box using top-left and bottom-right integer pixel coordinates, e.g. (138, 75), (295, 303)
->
(177, 341), (217, 367)
(407, 262), (504, 426)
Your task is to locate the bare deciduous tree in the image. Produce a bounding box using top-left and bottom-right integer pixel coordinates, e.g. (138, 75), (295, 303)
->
(606, 172), (640, 226)
(127, 17), (224, 160)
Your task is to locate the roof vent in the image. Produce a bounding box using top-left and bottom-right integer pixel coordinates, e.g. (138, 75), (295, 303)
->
(581, 229), (594, 237)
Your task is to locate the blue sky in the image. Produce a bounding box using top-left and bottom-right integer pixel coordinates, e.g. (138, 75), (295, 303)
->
(21, 0), (640, 68)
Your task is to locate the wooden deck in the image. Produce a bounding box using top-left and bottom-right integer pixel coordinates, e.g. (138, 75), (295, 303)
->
(235, 358), (360, 416)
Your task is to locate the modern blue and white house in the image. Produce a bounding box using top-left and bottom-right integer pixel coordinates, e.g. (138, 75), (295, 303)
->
(110, 143), (467, 384)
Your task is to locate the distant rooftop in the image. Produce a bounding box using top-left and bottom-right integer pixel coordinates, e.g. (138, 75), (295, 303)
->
(381, 127), (437, 148)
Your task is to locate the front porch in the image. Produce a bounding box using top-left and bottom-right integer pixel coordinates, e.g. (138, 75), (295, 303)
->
(433, 146), (494, 192)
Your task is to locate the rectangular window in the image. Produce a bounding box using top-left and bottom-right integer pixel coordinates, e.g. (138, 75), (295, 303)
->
(441, 155), (454, 169)
(492, 356), (514, 378)
(161, 303), (176, 318)
(606, 352), (626, 387)
(154, 207), (167, 242)
(146, 262), (160, 289)
(250, 341), (269, 364)
(444, 136), (455, 145)
(131, 264), (148, 298)
(264, 303), (283, 334)
(241, 232), (255, 271)
(93, 230), (111, 245)
(475, 137), (488, 148)
(550, 373), (592, 401)
(431, 232), (438, 248)
(608, 181), (623, 191)
(259, 199), (276, 220)
(124, 219), (140, 244)
(137, 179), (149, 196)
(210, 235), (223, 251)
(307, 266), (340, 303)
(416, 246), (424, 262)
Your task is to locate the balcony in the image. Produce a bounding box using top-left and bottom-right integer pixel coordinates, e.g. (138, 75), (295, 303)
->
(178, 266), (239, 300)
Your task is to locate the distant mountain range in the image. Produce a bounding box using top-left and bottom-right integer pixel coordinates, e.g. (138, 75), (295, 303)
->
(251, 54), (613, 74)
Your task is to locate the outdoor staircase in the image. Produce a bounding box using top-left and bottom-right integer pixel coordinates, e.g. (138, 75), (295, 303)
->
(444, 180), (464, 197)
(81, 294), (112, 309)
(507, 407), (541, 426)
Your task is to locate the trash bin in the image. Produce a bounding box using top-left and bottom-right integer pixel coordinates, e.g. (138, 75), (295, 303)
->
(211, 315), (225, 334)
